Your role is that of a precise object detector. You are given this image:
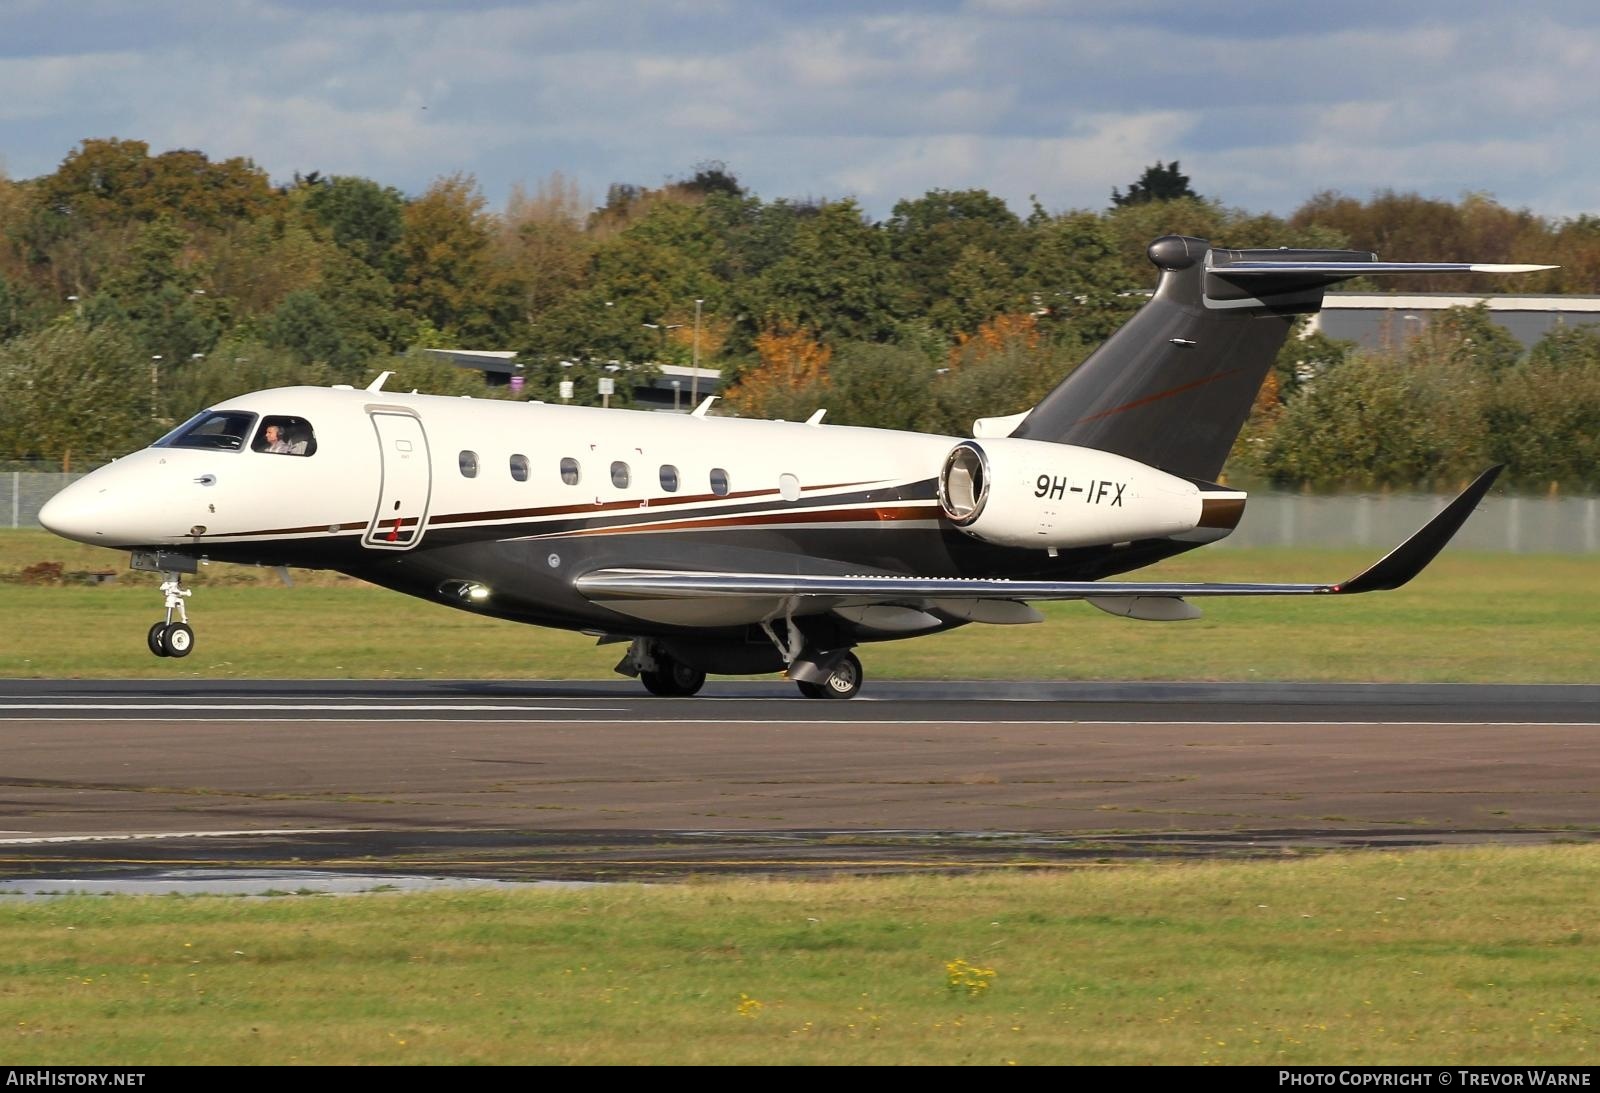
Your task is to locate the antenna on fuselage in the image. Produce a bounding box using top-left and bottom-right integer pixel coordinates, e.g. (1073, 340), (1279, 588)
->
(691, 396), (719, 418)
(366, 371), (394, 393)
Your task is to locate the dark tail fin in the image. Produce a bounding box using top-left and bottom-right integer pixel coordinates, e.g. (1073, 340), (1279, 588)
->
(1009, 235), (1552, 481)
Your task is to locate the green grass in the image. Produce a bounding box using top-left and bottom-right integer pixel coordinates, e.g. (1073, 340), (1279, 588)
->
(1, 847), (1596, 1064)
(3, 530), (1597, 681)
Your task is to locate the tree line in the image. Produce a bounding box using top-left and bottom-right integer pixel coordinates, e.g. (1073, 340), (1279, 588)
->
(1, 143), (1596, 488)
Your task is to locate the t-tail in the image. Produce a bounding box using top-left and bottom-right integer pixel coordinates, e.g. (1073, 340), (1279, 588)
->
(1007, 235), (1554, 482)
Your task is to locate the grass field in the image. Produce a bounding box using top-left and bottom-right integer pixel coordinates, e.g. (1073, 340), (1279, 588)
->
(2, 530), (1596, 681)
(1, 847), (1596, 1065)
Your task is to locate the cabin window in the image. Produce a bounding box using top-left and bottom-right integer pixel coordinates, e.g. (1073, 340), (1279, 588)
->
(251, 416), (316, 457)
(710, 468), (730, 496)
(154, 410), (258, 452)
(659, 464), (679, 492)
(611, 461), (630, 488)
(459, 450), (479, 478)
(779, 472), (801, 502)
(509, 454), (529, 482)
(560, 457), (581, 485)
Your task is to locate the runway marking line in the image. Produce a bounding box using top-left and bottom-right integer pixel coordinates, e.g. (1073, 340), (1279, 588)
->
(0, 703), (626, 712)
(2, 716), (1597, 727)
(0, 829), (360, 846)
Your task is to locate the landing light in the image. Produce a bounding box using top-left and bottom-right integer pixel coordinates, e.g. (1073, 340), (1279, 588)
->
(438, 579), (492, 604)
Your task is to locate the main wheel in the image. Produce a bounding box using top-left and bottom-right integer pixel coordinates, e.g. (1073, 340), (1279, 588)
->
(796, 651), (863, 700)
(640, 657), (706, 697)
(161, 622), (195, 658)
(147, 621), (171, 658)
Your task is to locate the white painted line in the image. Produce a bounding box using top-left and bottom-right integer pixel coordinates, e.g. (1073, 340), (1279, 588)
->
(1, 717), (1596, 728)
(0, 828), (360, 846)
(0, 703), (626, 712)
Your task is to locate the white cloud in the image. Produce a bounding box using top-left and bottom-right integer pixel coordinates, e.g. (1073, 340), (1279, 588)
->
(0, 0), (1598, 222)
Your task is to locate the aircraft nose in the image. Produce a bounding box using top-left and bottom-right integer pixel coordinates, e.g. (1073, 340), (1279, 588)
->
(37, 477), (110, 544)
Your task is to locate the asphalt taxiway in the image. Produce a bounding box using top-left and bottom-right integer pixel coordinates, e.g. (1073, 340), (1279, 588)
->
(1, 679), (1596, 887)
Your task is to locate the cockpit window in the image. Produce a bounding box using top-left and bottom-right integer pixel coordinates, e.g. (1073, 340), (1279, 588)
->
(251, 416), (317, 457)
(153, 410), (258, 452)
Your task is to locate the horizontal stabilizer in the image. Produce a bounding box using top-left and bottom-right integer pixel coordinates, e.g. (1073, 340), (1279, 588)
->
(1214, 261), (1557, 277)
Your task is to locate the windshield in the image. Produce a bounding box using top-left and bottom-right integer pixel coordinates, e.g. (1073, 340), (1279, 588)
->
(152, 410), (258, 452)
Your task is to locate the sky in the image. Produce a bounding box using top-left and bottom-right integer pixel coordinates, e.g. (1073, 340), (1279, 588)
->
(3, 0), (1599, 224)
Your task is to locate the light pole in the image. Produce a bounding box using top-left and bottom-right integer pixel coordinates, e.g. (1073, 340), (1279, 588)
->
(150, 356), (162, 418)
(642, 322), (683, 408)
(691, 298), (703, 406)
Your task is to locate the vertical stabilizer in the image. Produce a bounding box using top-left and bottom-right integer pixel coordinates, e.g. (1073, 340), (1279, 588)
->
(1011, 236), (1372, 480)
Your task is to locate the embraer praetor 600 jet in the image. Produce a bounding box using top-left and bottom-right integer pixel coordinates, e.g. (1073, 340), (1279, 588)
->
(40, 236), (1549, 698)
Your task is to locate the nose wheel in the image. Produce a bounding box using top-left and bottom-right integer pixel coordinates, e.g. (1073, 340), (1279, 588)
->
(147, 575), (195, 658)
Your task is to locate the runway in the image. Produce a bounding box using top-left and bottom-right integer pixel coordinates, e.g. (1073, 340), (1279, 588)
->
(1, 679), (1597, 887)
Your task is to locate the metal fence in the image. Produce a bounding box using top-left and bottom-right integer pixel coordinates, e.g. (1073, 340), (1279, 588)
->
(4, 471), (84, 532)
(4, 470), (1597, 553)
(1215, 490), (1600, 555)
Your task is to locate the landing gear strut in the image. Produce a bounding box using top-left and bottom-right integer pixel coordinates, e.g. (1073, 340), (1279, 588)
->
(758, 609), (865, 700)
(147, 574), (195, 658)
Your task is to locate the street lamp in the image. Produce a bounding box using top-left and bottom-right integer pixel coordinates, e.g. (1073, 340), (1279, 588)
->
(642, 323), (683, 409)
(691, 298), (703, 406)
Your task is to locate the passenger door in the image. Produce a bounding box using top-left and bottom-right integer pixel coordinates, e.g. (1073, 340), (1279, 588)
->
(364, 411), (432, 550)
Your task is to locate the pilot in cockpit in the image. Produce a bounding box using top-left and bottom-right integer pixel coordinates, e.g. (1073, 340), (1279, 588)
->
(262, 423), (293, 454)
(257, 418), (314, 456)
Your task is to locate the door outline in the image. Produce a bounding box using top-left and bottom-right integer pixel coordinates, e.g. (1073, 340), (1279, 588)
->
(364, 410), (432, 550)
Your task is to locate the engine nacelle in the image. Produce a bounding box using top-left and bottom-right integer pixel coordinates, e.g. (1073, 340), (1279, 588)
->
(936, 438), (1231, 550)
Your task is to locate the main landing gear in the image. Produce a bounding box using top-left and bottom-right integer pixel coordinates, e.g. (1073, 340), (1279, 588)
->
(793, 650), (863, 701)
(622, 640), (707, 697)
(758, 614), (864, 700)
(147, 574), (195, 658)
(617, 635), (864, 700)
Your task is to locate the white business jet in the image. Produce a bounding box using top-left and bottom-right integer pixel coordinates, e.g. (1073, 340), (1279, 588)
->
(40, 236), (1547, 698)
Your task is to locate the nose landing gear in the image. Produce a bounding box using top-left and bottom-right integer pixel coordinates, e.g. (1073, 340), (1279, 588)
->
(147, 574), (195, 658)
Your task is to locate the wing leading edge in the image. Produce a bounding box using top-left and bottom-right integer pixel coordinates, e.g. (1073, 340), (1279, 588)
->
(576, 467), (1502, 607)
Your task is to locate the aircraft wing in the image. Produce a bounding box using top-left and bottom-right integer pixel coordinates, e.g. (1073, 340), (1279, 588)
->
(576, 466), (1502, 611)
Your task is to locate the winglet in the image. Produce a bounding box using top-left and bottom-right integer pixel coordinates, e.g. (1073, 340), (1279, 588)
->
(1332, 466), (1503, 594)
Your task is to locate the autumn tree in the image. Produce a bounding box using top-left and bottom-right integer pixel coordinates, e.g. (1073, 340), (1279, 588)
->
(499, 172), (592, 328)
(34, 138), (275, 231)
(396, 173), (510, 341)
(722, 324), (832, 421)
